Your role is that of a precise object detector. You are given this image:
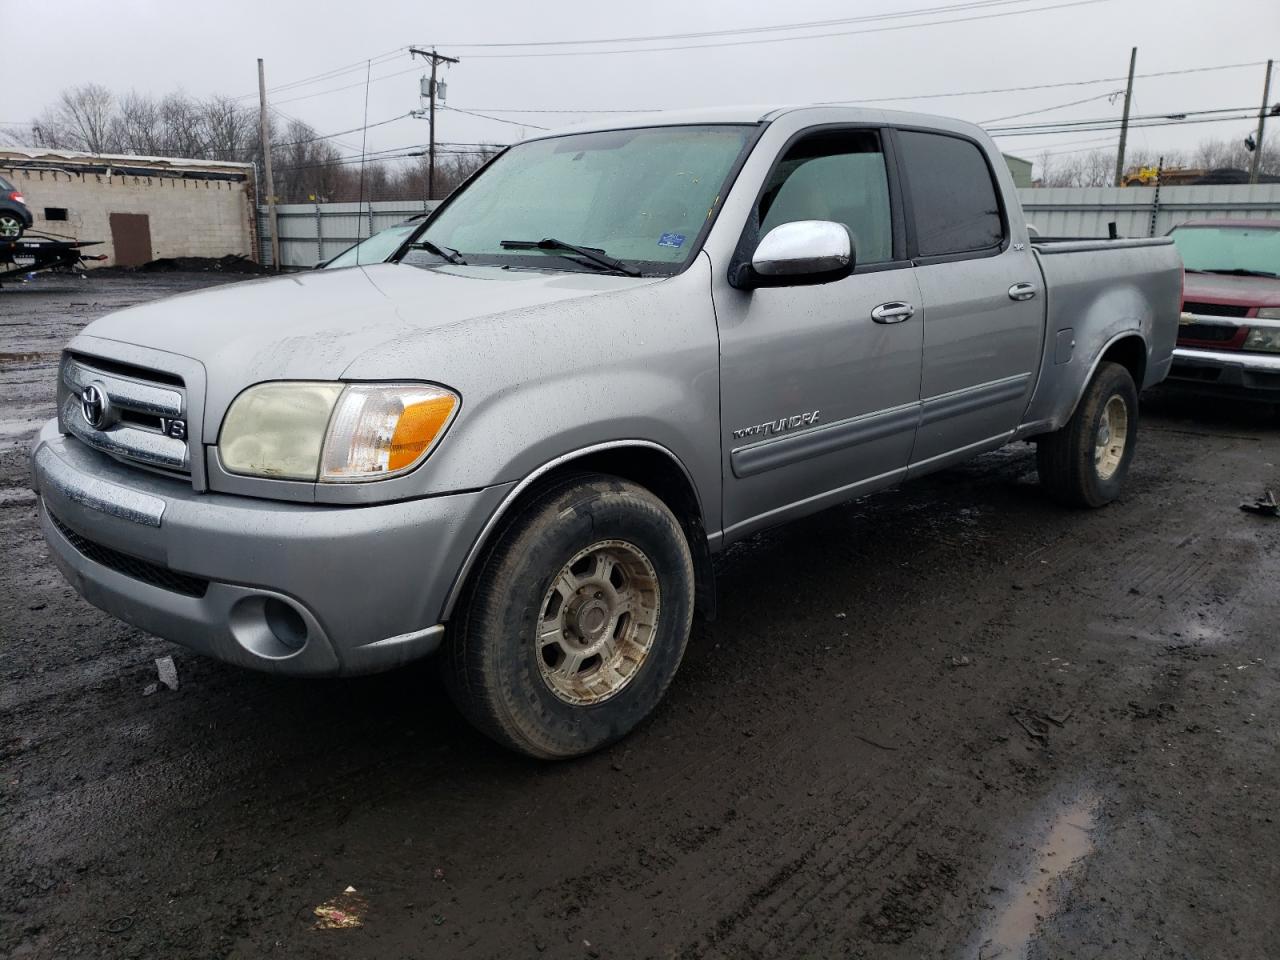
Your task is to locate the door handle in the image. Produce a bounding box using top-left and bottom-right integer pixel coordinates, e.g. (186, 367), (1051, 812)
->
(870, 301), (915, 323)
(1008, 282), (1037, 301)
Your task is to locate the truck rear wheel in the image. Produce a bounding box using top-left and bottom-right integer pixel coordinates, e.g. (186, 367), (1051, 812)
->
(1037, 361), (1139, 508)
(444, 474), (696, 759)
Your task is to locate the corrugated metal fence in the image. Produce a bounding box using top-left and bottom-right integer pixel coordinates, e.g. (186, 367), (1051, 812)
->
(257, 184), (1280, 268)
(259, 200), (438, 268)
(1019, 184), (1280, 239)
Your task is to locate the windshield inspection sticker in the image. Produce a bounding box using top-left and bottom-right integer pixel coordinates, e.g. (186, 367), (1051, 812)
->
(658, 233), (686, 248)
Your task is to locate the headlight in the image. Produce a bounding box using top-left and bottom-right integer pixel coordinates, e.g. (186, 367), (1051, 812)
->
(1243, 326), (1280, 353)
(320, 384), (458, 480)
(219, 382), (458, 482)
(1256, 307), (1280, 320)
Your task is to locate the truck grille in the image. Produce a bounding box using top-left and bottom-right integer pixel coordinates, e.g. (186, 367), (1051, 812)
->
(48, 510), (209, 598)
(60, 354), (191, 476)
(1178, 323), (1239, 343)
(1182, 301), (1250, 318)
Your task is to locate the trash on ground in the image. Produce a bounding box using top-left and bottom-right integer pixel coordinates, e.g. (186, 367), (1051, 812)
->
(1240, 489), (1278, 518)
(155, 655), (179, 691)
(314, 886), (367, 929)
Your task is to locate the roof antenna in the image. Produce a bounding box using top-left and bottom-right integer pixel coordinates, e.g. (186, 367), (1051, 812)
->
(357, 59), (372, 262)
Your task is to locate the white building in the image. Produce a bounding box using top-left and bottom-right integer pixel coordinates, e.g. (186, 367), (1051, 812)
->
(0, 148), (258, 267)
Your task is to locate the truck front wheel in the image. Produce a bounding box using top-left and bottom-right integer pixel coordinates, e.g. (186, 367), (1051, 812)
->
(1037, 360), (1139, 508)
(444, 474), (696, 759)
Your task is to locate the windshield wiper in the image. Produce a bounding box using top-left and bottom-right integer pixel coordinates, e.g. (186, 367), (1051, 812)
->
(1199, 268), (1278, 278)
(408, 239), (467, 265)
(499, 238), (641, 277)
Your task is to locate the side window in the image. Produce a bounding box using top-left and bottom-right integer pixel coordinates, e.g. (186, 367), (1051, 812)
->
(897, 130), (1004, 258)
(757, 130), (893, 265)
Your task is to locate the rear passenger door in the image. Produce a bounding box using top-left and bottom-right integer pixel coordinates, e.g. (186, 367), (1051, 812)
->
(893, 128), (1044, 470)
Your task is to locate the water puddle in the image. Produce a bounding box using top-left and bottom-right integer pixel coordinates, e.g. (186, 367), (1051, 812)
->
(975, 792), (1099, 959)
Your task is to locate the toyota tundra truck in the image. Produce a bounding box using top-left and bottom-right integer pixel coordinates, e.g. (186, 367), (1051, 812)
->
(30, 106), (1182, 758)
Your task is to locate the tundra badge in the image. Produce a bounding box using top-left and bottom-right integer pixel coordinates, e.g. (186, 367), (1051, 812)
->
(732, 410), (820, 441)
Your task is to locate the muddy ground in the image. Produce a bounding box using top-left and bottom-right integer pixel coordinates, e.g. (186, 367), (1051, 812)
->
(1, 270), (1277, 959)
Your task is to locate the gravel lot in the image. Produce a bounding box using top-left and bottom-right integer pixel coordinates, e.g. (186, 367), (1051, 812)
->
(1, 270), (1278, 959)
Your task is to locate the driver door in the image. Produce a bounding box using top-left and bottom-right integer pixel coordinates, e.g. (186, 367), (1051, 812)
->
(713, 127), (924, 542)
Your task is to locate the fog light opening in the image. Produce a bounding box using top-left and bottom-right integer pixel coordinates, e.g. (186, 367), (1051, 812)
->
(264, 598), (308, 650)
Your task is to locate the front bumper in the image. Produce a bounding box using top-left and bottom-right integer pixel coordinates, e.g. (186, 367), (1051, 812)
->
(31, 421), (513, 676)
(1167, 347), (1280, 398)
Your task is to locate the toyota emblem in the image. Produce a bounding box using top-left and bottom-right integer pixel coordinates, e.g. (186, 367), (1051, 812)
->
(81, 383), (109, 429)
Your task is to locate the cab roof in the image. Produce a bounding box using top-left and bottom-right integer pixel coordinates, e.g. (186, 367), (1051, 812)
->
(539, 104), (985, 140)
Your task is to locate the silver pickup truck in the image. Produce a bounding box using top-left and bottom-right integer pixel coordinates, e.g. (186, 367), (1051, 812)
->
(30, 106), (1182, 758)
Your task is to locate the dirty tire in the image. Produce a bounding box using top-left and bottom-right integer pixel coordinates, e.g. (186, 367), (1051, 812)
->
(445, 474), (696, 759)
(1037, 361), (1139, 508)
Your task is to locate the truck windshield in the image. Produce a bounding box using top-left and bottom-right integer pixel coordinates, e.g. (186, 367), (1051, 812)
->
(326, 220), (422, 269)
(405, 124), (756, 275)
(1170, 225), (1280, 278)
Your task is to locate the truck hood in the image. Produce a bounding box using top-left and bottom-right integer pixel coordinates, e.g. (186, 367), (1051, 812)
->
(85, 263), (654, 380)
(1182, 271), (1280, 308)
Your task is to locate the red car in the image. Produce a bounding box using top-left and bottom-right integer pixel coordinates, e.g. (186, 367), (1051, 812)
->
(1167, 219), (1280, 398)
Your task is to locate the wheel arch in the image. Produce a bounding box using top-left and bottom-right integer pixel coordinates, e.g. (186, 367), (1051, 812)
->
(440, 440), (717, 622)
(1098, 333), (1148, 391)
(1058, 330), (1149, 425)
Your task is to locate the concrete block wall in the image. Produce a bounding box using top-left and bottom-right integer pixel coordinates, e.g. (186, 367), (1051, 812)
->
(1, 166), (257, 266)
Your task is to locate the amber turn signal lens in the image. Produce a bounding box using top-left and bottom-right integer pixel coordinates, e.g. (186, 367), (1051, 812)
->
(319, 383), (459, 481)
(388, 395), (458, 470)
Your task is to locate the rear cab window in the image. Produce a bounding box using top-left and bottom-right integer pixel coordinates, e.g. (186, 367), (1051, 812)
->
(895, 129), (1006, 260)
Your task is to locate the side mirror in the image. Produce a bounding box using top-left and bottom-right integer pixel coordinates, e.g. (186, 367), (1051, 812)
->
(735, 220), (855, 289)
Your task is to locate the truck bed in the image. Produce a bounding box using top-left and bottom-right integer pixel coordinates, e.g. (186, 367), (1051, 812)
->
(1017, 235), (1183, 435)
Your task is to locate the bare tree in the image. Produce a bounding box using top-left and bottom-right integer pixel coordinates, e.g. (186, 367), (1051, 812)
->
(12, 83), (504, 201)
(203, 95), (256, 162)
(114, 90), (164, 156)
(30, 83), (116, 152)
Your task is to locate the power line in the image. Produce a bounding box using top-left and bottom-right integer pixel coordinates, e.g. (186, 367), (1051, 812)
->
(442, 106), (549, 130)
(454, 59), (1270, 116)
(988, 105), (1255, 133)
(829, 60), (1271, 105)
(980, 91), (1123, 124)
(450, 106), (655, 115)
(989, 112), (1260, 137)
(1012, 134), (1122, 155)
(270, 105), (363, 154)
(456, 0), (1110, 59)
(239, 0), (1080, 101)
(425, 0), (1048, 48)
(232, 47), (406, 102)
(270, 64), (424, 106)
(275, 113), (412, 147)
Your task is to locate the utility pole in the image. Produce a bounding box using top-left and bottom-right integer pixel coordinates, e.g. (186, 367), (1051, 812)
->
(1249, 59), (1274, 185)
(1114, 47), (1137, 187)
(409, 47), (460, 201)
(257, 58), (281, 271)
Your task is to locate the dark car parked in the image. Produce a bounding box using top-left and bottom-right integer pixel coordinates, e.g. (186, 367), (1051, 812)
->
(0, 174), (33, 240)
(1167, 219), (1280, 399)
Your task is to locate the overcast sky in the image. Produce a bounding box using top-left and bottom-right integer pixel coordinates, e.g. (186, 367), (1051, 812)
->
(3, 0), (1277, 168)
